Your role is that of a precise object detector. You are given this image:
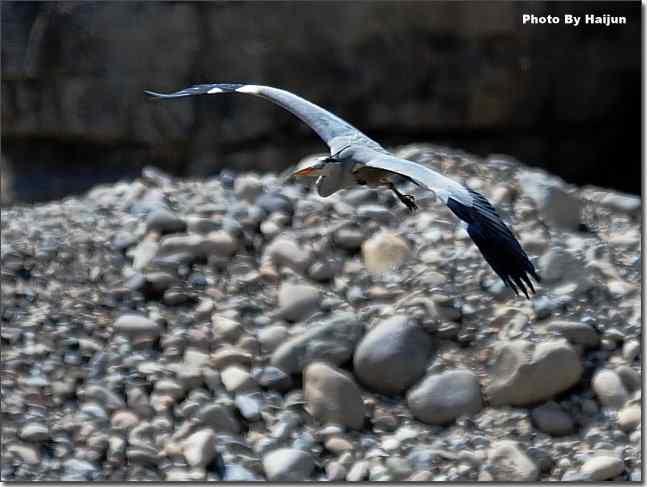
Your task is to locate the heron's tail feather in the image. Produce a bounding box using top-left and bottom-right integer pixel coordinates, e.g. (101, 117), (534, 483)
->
(447, 189), (540, 298)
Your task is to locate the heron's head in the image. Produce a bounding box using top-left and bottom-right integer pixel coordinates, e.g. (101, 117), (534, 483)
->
(289, 157), (330, 179)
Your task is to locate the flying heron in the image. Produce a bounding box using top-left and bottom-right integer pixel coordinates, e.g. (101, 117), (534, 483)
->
(146, 83), (540, 297)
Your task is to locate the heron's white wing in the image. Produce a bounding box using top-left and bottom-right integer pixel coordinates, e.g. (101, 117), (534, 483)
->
(360, 154), (540, 297)
(145, 83), (385, 155)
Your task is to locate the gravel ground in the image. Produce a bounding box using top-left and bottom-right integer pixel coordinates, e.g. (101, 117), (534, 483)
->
(1, 144), (641, 481)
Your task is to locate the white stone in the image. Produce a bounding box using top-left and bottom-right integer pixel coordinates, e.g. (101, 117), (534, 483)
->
(182, 428), (217, 468)
(361, 230), (410, 273)
(580, 455), (625, 481)
(263, 448), (314, 481)
(113, 314), (160, 338)
(592, 369), (628, 409)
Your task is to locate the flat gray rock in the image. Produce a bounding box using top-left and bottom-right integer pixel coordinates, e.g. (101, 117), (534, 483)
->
(407, 369), (482, 425)
(333, 224), (366, 250)
(518, 171), (582, 230)
(154, 232), (238, 264)
(271, 312), (364, 375)
(145, 208), (186, 234)
(544, 320), (600, 348)
(530, 402), (575, 436)
(538, 247), (590, 289)
(357, 203), (393, 224)
(196, 403), (241, 433)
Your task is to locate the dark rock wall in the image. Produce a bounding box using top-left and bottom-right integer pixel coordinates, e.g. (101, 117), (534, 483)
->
(1, 1), (641, 202)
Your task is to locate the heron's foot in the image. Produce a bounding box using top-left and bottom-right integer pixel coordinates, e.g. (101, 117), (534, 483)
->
(399, 193), (418, 213)
(388, 182), (418, 213)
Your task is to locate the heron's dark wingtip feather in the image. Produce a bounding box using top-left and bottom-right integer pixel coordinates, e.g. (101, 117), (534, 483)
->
(521, 273), (535, 294)
(507, 278), (519, 296)
(144, 89), (188, 99)
(447, 189), (540, 297)
(144, 83), (246, 100)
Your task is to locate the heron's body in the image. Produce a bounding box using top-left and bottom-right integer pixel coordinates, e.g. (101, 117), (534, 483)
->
(353, 165), (394, 187)
(146, 83), (540, 297)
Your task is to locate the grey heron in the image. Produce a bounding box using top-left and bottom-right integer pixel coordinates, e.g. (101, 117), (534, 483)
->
(146, 83), (540, 297)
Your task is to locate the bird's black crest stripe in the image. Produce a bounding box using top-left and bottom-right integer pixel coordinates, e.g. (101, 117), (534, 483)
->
(447, 189), (540, 298)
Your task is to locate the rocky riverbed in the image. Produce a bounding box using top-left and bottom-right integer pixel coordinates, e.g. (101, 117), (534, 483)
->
(1, 144), (641, 481)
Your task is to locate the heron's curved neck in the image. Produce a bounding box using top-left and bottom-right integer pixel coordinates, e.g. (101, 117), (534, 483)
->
(328, 144), (352, 161)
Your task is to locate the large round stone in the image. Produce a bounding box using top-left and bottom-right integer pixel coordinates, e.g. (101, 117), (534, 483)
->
(580, 455), (625, 481)
(485, 339), (583, 406)
(353, 315), (433, 395)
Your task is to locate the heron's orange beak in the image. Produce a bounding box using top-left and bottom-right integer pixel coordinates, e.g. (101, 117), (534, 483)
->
(291, 167), (317, 177)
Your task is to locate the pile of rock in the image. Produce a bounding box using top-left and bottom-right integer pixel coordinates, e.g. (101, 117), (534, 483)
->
(1, 144), (641, 481)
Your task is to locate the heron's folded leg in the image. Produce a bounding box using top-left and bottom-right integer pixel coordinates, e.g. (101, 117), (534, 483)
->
(388, 182), (418, 213)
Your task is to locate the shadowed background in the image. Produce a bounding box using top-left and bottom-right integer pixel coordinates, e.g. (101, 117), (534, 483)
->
(1, 1), (641, 203)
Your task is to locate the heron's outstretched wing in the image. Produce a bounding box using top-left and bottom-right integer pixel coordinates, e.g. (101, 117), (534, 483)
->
(360, 154), (541, 297)
(145, 83), (384, 154)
